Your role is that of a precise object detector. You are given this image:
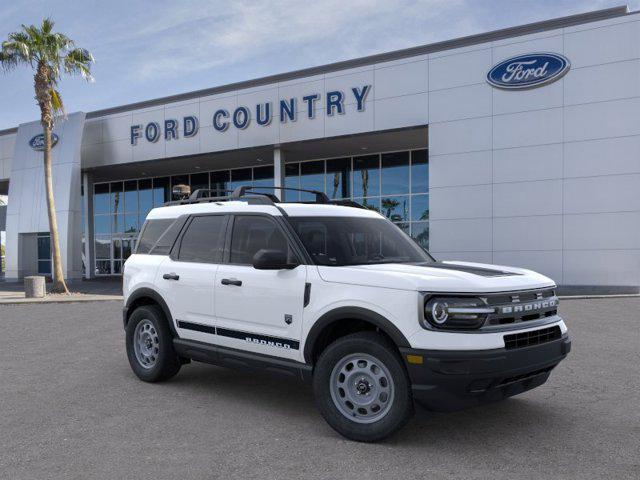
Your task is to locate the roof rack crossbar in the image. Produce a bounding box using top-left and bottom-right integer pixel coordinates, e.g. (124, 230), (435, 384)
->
(231, 185), (330, 203)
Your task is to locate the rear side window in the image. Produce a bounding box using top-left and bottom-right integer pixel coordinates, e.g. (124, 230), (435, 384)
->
(229, 215), (294, 265)
(136, 219), (175, 254)
(177, 215), (227, 263)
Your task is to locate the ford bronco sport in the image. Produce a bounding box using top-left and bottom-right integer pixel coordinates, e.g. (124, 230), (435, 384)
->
(123, 186), (571, 442)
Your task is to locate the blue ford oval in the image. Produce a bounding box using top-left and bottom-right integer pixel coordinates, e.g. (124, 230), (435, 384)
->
(487, 53), (570, 90)
(29, 133), (59, 151)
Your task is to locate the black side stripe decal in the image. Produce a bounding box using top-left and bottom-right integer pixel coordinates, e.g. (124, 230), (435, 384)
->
(177, 321), (300, 350)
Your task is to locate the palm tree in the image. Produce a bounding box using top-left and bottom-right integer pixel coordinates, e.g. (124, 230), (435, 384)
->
(0, 18), (93, 293)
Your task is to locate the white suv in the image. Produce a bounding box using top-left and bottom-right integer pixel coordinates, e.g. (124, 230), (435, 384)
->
(123, 186), (571, 442)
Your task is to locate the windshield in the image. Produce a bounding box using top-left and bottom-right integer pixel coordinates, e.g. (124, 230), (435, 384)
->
(288, 216), (434, 266)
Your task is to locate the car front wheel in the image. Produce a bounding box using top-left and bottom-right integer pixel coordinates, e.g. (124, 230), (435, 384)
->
(313, 331), (414, 442)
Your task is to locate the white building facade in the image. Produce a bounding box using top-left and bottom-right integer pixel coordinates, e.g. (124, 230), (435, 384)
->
(0, 6), (639, 294)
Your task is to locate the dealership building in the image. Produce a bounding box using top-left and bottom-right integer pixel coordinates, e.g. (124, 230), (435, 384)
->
(0, 6), (639, 293)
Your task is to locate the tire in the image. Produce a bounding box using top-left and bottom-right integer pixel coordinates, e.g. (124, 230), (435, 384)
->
(125, 305), (181, 382)
(313, 331), (414, 442)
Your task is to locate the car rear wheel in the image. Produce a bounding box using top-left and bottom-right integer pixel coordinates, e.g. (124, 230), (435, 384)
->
(313, 331), (414, 442)
(125, 305), (181, 382)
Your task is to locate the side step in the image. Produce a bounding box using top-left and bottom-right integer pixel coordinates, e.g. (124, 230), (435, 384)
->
(173, 338), (313, 382)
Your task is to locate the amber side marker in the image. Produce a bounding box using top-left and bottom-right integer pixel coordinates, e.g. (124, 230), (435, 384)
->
(406, 354), (424, 365)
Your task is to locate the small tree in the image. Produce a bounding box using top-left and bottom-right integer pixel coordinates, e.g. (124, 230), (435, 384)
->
(0, 18), (93, 293)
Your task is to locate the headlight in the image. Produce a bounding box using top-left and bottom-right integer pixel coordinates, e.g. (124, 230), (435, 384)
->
(422, 296), (494, 330)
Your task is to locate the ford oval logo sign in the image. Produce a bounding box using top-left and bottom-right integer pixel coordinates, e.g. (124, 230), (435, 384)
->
(487, 53), (570, 90)
(29, 133), (59, 151)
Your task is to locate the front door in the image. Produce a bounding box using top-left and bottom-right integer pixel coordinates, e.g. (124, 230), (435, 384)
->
(158, 214), (229, 343)
(214, 214), (306, 360)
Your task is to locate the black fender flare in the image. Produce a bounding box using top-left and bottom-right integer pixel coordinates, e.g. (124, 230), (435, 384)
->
(124, 287), (178, 337)
(303, 306), (411, 363)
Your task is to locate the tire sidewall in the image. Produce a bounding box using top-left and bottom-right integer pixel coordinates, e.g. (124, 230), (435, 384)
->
(125, 305), (179, 382)
(313, 332), (414, 442)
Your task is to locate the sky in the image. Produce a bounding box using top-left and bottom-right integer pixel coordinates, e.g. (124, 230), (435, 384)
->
(0, 0), (638, 130)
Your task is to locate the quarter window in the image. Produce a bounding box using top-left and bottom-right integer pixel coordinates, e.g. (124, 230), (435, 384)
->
(178, 215), (227, 263)
(136, 219), (175, 254)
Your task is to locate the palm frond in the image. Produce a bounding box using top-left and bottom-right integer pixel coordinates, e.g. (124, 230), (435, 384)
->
(50, 87), (64, 114)
(64, 47), (94, 81)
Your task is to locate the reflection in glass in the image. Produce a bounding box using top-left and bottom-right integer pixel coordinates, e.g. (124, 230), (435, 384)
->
(122, 238), (134, 260)
(124, 214), (138, 233)
(110, 182), (123, 214)
(326, 158), (350, 199)
(112, 214), (124, 234)
(381, 196), (409, 222)
(112, 238), (122, 259)
(124, 180), (138, 213)
(395, 223), (410, 235)
(94, 183), (109, 214)
(412, 222), (429, 250)
(138, 179), (153, 218)
(95, 237), (110, 259)
(381, 152), (409, 195)
(300, 161), (324, 200)
(228, 168), (252, 192)
(37, 235), (51, 260)
(94, 215), (110, 235)
(353, 155), (380, 198)
(95, 260), (111, 275)
(411, 150), (429, 193)
(411, 194), (429, 221)
(113, 261), (122, 274)
(354, 197), (380, 212)
(284, 164), (300, 201)
(210, 170), (230, 197)
(153, 177), (170, 206)
(190, 172), (209, 194)
(253, 166), (274, 189)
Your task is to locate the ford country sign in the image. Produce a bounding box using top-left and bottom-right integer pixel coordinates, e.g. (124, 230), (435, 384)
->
(29, 133), (59, 151)
(487, 53), (570, 90)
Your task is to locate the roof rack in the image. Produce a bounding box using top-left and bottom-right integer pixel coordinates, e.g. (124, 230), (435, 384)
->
(162, 185), (365, 209)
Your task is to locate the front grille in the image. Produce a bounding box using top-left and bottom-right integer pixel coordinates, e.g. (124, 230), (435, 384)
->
(504, 326), (562, 350)
(483, 288), (558, 328)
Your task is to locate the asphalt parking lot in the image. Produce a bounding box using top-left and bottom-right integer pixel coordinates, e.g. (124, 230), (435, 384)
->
(0, 298), (638, 480)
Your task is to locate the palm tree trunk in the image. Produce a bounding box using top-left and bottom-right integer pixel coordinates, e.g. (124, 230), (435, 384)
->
(43, 124), (68, 293)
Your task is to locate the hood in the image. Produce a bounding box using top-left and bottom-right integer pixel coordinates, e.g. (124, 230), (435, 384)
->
(317, 261), (555, 293)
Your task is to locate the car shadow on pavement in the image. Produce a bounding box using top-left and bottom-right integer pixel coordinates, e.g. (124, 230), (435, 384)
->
(143, 359), (569, 446)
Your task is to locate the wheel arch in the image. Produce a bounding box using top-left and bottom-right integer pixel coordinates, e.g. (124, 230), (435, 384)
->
(303, 307), (411, 364)
(124, 288), (178, 337)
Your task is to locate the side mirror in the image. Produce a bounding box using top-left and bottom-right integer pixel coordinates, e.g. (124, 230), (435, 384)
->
(252, 249), (298, 270)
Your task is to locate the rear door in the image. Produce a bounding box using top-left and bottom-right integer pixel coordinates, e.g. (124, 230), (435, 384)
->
(214, 214), (307, 360)
(159, 214), (229, 343)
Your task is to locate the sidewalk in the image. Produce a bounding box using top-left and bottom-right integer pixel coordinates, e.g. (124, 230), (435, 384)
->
(0, 278), (123, 304)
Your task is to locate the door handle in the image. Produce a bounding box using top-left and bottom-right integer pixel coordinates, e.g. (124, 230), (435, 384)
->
(221, 278), (242, 287)
(163, 273), (180, 281)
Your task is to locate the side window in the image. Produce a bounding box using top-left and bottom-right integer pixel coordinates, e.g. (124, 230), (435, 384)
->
(177, 215), (227, 263)
(229, 216), (293, 265)
(136, 219), (175, 254)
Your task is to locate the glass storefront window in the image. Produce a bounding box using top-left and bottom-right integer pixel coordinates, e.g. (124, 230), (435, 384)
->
(253, 166), (274, 189)
(124, 180), (138, 213)
(381, 196), (409, 222)
(94, 183), (110, 214)
(229, 168), (252, 192)
(411, 149), (429, 193)
(153, 177), (170, 206)
(381, 152), (409, 195)
(211, 170), (230, 196)
(190, 172), (209, 193)
(411, 194), (429, 221)
(326, 158), (350, 199)
(353, 155), (380, 198)
(110, 182), (123, 215)
(300, 161), (324, 200)
(89, 153), (429, 275)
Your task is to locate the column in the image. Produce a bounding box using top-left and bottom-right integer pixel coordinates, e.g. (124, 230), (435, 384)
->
(273, 147), (286, 201)
(83, 172), (94, 279)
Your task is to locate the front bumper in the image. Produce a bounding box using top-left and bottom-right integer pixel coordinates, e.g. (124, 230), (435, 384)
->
(400, 333), (571, 412)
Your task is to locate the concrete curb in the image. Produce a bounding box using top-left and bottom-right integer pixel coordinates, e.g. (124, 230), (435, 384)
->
(0, 295), (123, 305)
